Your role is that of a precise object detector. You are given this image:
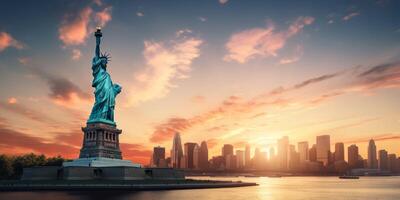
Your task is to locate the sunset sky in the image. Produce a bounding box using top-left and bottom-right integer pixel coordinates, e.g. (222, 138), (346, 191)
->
(0, 0), (399, 164)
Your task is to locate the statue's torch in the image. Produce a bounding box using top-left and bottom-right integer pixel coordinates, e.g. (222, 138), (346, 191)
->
(95, 26), (102, 38)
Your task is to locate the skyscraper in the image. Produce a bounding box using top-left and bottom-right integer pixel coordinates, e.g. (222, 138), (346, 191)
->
(222, 144), (234, 157)
(298, 141), (309, 162)
(245, 144), (251, 167)
(193, 144), (200, 169)
(184, 142), (197, 169)
(334, 142), (344, 162)
(278, 136), (289, 170)
(348, 144), (359, 168)
(152, 146), (165, 167)
(388, 154), (397, 172)
(225, 154), (237, 170)
(171, 132), (183, 168)
(378, 150), (388, 170)
(309, 144), (317, 162)
(236, 150), (245, 169)
(199, 141), (208, 170)
(269, 147), (275, 160)
(368, 139), (378, 169)
(316, 135), (330, 166)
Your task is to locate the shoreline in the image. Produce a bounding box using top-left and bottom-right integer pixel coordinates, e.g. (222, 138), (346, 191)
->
(0, 179), (257, 191)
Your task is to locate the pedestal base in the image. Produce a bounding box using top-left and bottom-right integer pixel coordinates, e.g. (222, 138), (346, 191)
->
(63, 157), (141, 167)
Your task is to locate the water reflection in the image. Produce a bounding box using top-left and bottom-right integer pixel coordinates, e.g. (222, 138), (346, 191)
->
(0, 177), (399, 200)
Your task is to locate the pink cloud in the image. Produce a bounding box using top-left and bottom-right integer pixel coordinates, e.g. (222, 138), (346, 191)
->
(59, 7), (93, 46)
(58, 5), (112, 47)
(95, 6), (112, 27)
(224, 16), (314, 63)
(219, 0), (229, 4)
(343, 12), (360, 21)
(126, 30), (203, 106)
(0, 32), (24, 52)
(279, 45), (304, 64)
(71, 49), (82, 60)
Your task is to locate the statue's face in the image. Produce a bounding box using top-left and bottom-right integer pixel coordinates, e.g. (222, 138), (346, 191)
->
(101, 57), (107, 64)
(100, 57), (108, 66)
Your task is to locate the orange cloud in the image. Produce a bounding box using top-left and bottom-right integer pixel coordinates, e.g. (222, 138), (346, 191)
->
(0, 32), (24, 52)
(0, 124), (79, 158)
(0, 100), (59, 125)
(343, 133), (400, 144)
(120, 143), (152, 165)
(32, 68), (91, 108)
(59, 7), (93, 46)
(224, 16), (314, 63)
(126, 30), (203, 106)
(7, 97), (17, 104)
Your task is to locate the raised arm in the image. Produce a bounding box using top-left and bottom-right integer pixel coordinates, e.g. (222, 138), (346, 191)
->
(94, 28), (102, 58)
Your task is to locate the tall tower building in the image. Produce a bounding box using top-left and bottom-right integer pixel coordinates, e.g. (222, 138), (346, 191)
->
(152, 146), (165, 167)
(309, 144), (317, 162)
(245, 144), (251, 167)
(269, 147), (275, 160)
(334, 142), (344, 162)
(222, 144), (234, 157)
(199, 141), (208, 170)
(171, 132), (183, 168)
(388, 154), (397, 172)
(277, 136), (289, 170)
(193, 144), (200, 169)
(316, 135), (330, 166)
(298, 141), (309, 162)
(347, 144), (359, 168)
(184, 142), (197, 169)
(378, 150), (388, 170)
(368, 139), (378, 169)
(236, 150), (245, 168)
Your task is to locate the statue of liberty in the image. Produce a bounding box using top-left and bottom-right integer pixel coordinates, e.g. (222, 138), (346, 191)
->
(87, 27), (121, 126)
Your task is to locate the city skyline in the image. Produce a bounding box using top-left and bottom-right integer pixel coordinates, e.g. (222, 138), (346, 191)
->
(150, 132), (399, 174)
(0, 0), (400, 165)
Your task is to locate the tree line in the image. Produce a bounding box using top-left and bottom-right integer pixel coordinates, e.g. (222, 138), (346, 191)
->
(0, 153), (68, 180)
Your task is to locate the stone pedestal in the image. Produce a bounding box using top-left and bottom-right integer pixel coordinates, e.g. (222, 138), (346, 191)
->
(63, 122), (141, 168)
(79, 123), (122, 159)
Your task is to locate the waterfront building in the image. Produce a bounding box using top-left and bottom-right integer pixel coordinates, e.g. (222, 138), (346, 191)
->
(368, 139), (378, 169)
(236, 150), (245, 168)
(316, 135), (330, 166)
(171, 132), (183, 168)
(378, 150), (388, 170)
(199, 141), (209, 170)
(348, 144), (359, 168)
(298, 141), (309, 162)
(388, 154), (397, 172)
(184, 143), (197, 169)
(278, 136), (289, 170)
(309, 144), (317, 162)
(334, 142), (344, 161)
(152, 146), (165, 168)
(193, 144), (200, 169)
(222, 144), (234, 157)
(226, 154), (237, 170)
(245, 144), (251, 167)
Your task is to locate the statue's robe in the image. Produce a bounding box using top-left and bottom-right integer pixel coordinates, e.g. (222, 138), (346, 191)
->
(88, 57), (120, 124)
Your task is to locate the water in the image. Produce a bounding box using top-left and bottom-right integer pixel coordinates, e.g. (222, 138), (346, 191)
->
(0, 176), (399, 200)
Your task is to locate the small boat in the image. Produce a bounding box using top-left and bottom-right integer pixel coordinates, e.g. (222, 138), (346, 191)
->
(339, 175), (359, 179)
